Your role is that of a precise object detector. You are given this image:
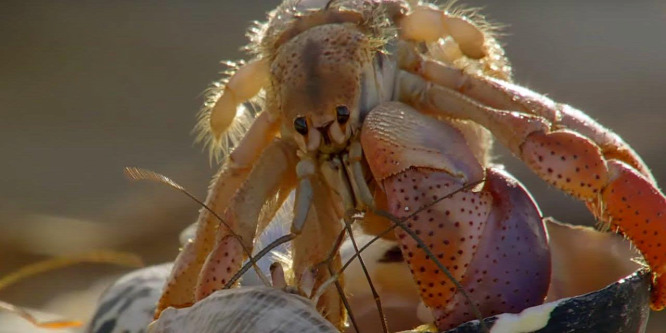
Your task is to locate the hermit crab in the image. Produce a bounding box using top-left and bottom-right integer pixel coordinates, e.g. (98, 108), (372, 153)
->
(148, 0), (666, 331)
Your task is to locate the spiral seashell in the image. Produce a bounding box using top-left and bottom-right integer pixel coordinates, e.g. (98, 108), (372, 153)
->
(148, 287), (338, 333)
(88, 218), (651, 333)
(87, 263), (173, 333)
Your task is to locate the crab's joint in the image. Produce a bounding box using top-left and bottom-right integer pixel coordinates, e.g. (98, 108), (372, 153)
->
(210, 58), (269, 137)
(348, 141), (375, 210)
(398, 6), (486, 59)
(228, 111), (279, 168)
(269, 262), (287, 289)
(329, 121), (346, 145)
(293, 158), (316, 234)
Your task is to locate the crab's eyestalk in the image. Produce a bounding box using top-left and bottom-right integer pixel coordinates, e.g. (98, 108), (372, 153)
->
(293, 116), (309, 135)
(335, 105), (350, 124)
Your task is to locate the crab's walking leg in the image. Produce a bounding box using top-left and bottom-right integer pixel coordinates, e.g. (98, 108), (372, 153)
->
(398, 46), (654, 181)
(398, 57), (666, 309)
(194, 139), (301, 300)
(292, 165), (346, 329)
(361, 102), (550, 329)
(155, 112), (279, 316)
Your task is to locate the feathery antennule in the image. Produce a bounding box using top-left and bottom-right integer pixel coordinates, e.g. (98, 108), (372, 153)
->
(244, 20), (270, 56)
(123, 167), (185, 191)
(194, 60), (256, 164)
(440, 0), (512, 80)
(443, 0), (506, 46)
(124, 167), (273, 287)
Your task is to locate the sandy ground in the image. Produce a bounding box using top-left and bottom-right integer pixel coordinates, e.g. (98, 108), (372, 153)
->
(1, 0), (665, 332)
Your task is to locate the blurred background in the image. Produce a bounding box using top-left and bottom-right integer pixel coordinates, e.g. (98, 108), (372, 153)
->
(1, 0), (665, 331)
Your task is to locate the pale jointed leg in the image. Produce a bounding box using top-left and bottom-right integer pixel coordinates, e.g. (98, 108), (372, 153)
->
(397, 45), (654, 179)
(155, 111), (279, 317)
(195, 139), (301, 300)
(291, 160), (347, 330)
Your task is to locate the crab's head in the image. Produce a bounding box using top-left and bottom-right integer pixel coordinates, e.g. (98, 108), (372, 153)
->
(271, 23), (392, 155)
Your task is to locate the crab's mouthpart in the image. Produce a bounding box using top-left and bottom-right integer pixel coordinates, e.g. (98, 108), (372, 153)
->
(329, 121), (346, 145)
(307, 121), (348, 152)
(306, 127), (321, 151)
(316, 121), (334, 146)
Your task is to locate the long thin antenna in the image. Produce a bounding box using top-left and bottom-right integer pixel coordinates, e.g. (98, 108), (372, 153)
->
(229, 224), (363, 332)
(323, 228), (361, 333)
(374, 209), (489, 332)
(332, 179), (489, 332)
(129, 166), (489, 330)
(371, 177), (489, 333)
(343, 217), (389, 333)
(341, 179), (482, 272)
(123, 167), (271, 287)
(224, 233), (295, 288)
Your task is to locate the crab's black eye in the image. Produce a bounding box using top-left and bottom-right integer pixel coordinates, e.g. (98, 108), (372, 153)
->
(336, 105), (350, 124)
(294, 116), (308, 135)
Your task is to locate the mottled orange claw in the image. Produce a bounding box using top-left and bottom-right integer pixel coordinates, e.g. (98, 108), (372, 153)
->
(362, 103), (551, 330)
(521, 130), (608, 199)
(598, 160), (666, 310)
(521, 128), (666, 310)
(400, 42), (666, 314)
